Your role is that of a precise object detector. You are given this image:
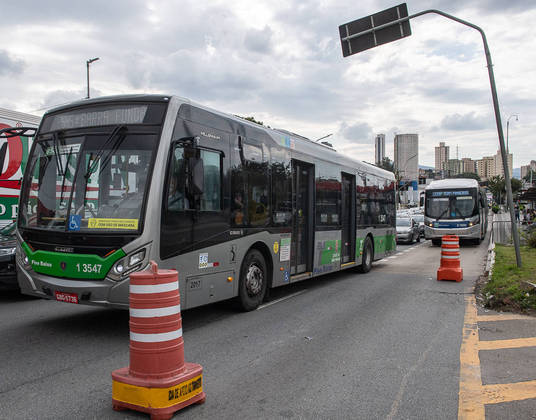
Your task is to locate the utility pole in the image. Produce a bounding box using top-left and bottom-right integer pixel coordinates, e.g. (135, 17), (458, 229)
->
(86, 57), (100, 99)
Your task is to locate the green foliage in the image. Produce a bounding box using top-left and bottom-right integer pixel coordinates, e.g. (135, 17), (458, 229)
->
(379, 157), (394, 173)
(527, 230), (536, 248)
(510, 177), (522, 193)
(492, 204), (500, 213)
(236, 115), (265, 126)
(483, 245), (536, 311)
(487, 175), (522, 203)
(488, 175), (505, 203)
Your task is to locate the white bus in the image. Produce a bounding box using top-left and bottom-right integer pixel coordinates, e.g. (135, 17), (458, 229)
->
(16, 95), (396, 310)
(424, 178), (488, 245)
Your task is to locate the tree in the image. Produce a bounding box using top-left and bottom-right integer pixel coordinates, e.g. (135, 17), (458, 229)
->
(511, 177), (522, 194)
(488, 175), (522, 204)
(379, 157), (394, 173)
(455, 172), (481, 182)
(488, 175), (505, 204)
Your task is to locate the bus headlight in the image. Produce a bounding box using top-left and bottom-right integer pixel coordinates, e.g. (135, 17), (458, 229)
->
(468, 214), (480, 227)
(129, 249), (145, 267)
(16, 243), (31, 270)
(109, 246), (149, 281)
(113, 262), (125, 275)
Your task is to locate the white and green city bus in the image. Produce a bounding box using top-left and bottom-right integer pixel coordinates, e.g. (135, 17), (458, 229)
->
(16, 95), (396, 311)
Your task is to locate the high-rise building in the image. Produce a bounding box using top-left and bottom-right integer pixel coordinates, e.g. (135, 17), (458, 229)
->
(394, 134), (418, 181)
(435, 142), (449, 171)
(375, 134), (385, 166)
(476, 156), (495, 181)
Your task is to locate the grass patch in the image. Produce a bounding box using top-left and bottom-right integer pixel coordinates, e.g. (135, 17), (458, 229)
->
(483, 244), (536, 312)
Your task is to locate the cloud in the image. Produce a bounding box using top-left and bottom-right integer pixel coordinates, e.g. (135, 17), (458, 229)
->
(0, 50), (24, 76)
(338, 122), (374, 143)
(244, 26), (274, 54)
(440, 112), (490, 131)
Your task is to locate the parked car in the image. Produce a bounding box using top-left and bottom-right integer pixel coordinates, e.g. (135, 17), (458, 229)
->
(0, 221), (17, 290)
(411, 214), (425, 237)
(396, 217), (420, 244)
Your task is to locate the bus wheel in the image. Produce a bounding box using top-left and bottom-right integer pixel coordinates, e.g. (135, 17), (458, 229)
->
(358, 237), (373, 273)
(238, 250), (267, 311)
(432, 239), (441, 246)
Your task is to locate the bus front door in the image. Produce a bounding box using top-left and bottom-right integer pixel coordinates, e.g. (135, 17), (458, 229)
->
(291, 160), (313, 275)
(341, 173), (356, 264)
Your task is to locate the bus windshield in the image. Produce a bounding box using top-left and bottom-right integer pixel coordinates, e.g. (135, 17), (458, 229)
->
(19, 128), (158, 232)
(425, 189), (476, 219)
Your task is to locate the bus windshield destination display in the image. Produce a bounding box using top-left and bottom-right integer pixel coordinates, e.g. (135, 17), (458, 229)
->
(42, 105), (149, 131)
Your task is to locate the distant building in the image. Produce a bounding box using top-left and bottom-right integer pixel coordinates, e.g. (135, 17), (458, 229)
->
(476, 156), (495, 181)
(394, 134), (418, 181)
(446, 159), (463, 177)
(374, 134), (385, 166)
(461, 157), (476, 174)
(493, 149), (513, 179)
(435, 142), (449, 172)
(521, 160), (536, 179)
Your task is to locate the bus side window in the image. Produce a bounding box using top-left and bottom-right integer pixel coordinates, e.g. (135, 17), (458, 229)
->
(199, 149), (222, 211)
(167, 146), (190, 211)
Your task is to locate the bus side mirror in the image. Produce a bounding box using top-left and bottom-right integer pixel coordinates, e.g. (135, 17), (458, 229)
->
(191, 157), (204, 195)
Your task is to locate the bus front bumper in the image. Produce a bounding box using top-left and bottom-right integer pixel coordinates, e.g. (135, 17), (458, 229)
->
(424, 224), (481, 240)
(16, 263), (130, 309)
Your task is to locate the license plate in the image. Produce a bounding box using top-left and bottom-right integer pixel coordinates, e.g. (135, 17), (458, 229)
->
(55, 291), (79, 304)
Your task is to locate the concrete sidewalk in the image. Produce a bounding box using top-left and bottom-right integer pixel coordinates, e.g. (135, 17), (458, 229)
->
(460, 213), (536, 419)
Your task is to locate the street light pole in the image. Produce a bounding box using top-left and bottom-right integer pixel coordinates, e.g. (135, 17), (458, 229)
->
(506, 114), (518, 154)
(86, 57), (100, 99)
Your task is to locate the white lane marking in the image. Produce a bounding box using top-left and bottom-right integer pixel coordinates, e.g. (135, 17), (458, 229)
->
(258, 290), (308, 310)
(130, 328), (183, 343)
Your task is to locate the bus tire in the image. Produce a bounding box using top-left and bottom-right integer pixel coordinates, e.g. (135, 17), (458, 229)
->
(432, 239), (441, 246)
(238, 249), (267, 311)
(358, 237), (373, 273)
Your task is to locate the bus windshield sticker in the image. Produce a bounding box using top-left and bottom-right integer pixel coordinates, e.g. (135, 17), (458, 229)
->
(279, 238), (291, 262)
(68, 214), (81, 231)
(87, 218), (138, 230)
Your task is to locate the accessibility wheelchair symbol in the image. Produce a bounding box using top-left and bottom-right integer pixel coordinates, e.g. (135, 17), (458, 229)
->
(68, 215), (82, 231)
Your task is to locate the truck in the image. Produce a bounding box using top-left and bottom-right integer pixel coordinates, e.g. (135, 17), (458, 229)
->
(0, 107), (41, 228)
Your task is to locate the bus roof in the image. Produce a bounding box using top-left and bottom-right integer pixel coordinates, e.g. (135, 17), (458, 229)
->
(43, 94), (395, 182)
(425, 178), (479, 190)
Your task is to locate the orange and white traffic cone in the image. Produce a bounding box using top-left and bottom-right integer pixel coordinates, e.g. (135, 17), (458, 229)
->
(112, 261), (205, 420)
(437, 235), (463, 282)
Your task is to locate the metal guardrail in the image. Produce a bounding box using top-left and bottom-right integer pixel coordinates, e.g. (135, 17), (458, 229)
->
(491, 215), (534, 245)
(491, 219), (513, 244)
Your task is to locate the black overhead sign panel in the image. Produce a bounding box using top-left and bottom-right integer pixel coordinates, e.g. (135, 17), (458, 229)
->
(339, 3), (411, 57)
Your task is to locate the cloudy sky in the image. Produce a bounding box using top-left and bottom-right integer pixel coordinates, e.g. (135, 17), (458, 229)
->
(1, 0), (534, 167)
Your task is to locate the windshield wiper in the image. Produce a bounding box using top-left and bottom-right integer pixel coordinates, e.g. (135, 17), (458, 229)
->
(77, 125), (127, 215)
(58, 145), (74, 208)
(435, 206), (450, 221)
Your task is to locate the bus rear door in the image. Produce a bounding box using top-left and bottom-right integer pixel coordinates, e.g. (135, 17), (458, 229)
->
(291, 160), (314, 275)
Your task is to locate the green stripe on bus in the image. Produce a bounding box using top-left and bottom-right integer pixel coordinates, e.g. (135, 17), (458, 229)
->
(22, 242), (126, 280)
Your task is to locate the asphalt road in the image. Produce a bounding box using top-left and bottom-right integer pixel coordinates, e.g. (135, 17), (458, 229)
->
(0, 238), (489, 419)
